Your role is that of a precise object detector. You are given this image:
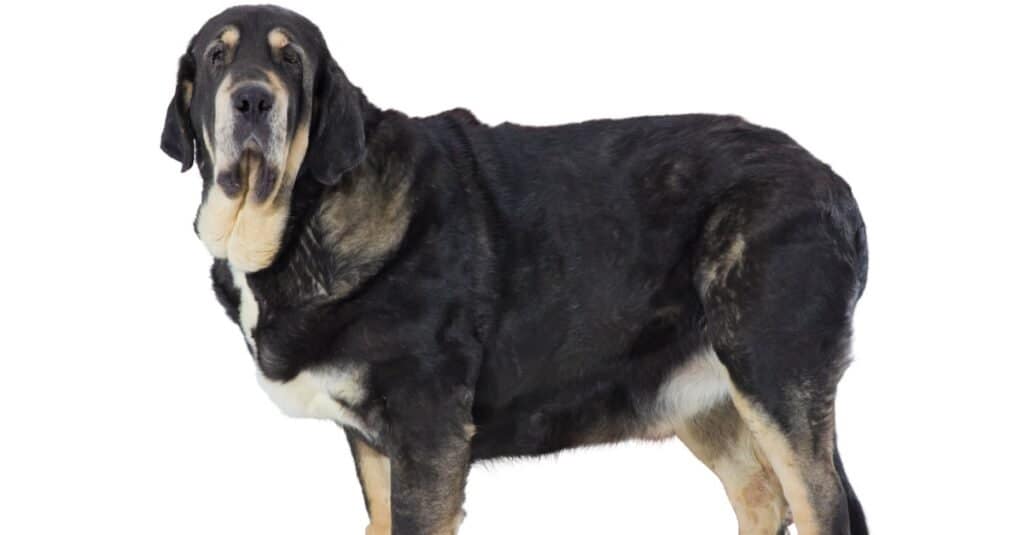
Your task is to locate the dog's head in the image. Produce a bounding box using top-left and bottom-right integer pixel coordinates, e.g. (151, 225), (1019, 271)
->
(161, 5), (366, 272)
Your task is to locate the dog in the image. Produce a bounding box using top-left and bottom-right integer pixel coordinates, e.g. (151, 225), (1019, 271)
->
(160, 5), (869, 534)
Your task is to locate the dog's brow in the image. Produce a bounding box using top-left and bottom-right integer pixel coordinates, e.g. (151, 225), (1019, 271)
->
(219, 25), (240, 47)
(268, 28), (290, 49)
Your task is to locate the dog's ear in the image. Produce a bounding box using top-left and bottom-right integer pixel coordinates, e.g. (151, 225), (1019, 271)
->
(160, 52), (197, 173)
(303, 58), (367, 186)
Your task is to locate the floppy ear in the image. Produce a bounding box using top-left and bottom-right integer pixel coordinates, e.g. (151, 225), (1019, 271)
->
(303, 58), (367, 185)
(160, 53), (197, 172)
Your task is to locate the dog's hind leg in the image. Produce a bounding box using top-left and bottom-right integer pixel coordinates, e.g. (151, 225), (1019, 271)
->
(676, 399), (791, 534)
(726, 385), (850, 535)
(346, 429), (392, 535)
(696, 186), (868, 535)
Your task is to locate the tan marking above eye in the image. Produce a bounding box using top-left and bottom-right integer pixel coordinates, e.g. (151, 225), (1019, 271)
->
(268, 28), (290, 49)
(220, 25), (240, 47)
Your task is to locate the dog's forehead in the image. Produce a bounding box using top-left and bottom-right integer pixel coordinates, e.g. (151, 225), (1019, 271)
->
(194, 5), (319, 51)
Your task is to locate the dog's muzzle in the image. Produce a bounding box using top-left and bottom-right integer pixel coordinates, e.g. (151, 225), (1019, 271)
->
(215, 83), (281, 202)
(230, 83), (274, 148)
(196, 72), (292, 272)
(218, 148), (278, 202)
(233, 83), (274, 124)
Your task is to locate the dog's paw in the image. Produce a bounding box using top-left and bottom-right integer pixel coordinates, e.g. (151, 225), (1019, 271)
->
(365, 523), (391, 535)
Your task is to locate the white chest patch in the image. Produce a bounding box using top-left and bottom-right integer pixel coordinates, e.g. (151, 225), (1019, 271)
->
(651, 347), (731, 432)
(230, 266), (371, 436)
(230, 265), (259, 352)
(256, 367), (369, 431)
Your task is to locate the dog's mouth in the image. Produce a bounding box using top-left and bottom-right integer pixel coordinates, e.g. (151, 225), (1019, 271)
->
(216, 143), (281, 202)
(196, 136), (291, 272)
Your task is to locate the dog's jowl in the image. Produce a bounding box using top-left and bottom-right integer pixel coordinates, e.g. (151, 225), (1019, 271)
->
(161, 6), (869, 535)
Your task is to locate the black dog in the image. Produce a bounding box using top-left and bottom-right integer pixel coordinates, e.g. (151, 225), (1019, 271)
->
(161, 6), (869, 534)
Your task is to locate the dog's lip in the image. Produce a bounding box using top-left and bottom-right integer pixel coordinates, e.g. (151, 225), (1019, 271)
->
(216, 148), (266, 198)
(218, 148), (280, 204)
(242, 135), (265, 151)
(216, 168), (245, 197)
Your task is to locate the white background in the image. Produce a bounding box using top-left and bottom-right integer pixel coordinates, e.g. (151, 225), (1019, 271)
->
(2, 1), (1021, 533)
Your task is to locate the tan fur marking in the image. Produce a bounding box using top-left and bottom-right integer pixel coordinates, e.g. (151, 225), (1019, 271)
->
(261, 71), (291, 205)
(220, 26), (239, 47)
(353, 441), (392, 535)
(265, 69), (287, 96)
(227, 184), (291, 272)
(221, 64), (309, 272)
(285, 120), (310, 181)
(441, 510), (467, 535)
(677, 400), (788, 535)
(723, 236), (746, 274)
(317, 168), (412, 294)
(225, 78), (305, 272)
(365, 522), (391, 535)
(700, 235), (746, 296)
(181, 80), (193, 106)
(202, 125), (215, 162)
(729, 387), (821, 535)
(196, 74), (239, 258)
(196, 174), (244, 258)
(244, 70), (291, 207)
(677, 400), (743, 461)
(268, 28), (290, 48)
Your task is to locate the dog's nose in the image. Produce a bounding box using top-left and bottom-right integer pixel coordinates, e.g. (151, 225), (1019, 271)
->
(232, 85), (273, 121)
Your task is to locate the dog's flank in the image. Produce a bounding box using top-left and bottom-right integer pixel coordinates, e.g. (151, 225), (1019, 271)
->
(162, 5), (869, 535)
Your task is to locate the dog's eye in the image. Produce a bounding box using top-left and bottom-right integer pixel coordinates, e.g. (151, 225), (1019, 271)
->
(282, 48), (300, 66)
(209, 47), (225, 65)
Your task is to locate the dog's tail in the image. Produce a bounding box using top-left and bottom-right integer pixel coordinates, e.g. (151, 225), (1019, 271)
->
(834, 444), (869, 535)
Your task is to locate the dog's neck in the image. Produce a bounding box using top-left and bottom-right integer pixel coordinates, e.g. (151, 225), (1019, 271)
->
(249, 105), (416, 305)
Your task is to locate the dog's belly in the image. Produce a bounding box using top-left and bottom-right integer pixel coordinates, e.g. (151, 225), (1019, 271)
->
(469, 347), (730, 460)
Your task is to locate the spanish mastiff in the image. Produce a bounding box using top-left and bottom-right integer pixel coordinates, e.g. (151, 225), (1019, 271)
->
(160, 5), (869, 535)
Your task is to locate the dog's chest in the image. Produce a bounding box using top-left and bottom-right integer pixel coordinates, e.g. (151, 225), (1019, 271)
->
(229, 266), (371, 435)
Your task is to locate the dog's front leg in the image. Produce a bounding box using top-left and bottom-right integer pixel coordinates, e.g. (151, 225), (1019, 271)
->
(387, 388), (474, 535)
(346, 429), (392, 535)
(390, 442), (470, 535)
